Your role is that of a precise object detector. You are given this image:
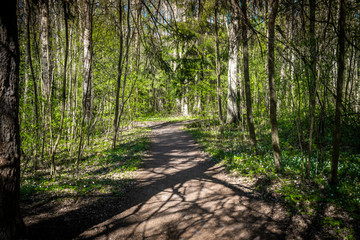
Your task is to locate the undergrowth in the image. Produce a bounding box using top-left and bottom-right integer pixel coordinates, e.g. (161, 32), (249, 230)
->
(137, 113), (195, 122)
(185, 119), (360, 239)
(21, 127), (151, 200)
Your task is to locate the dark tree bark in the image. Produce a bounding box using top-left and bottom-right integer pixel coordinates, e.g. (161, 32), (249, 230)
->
(306, 0), (318, 179)
(113, 0), (133, 148)
(25, 0), (40, 170)
(134, 0), (141, 112)
(330, 0), (346, 185)
(0, 1), (26, 238)
(50, 1), (69, 176)
(113, 0), (124, 149)
(241, 0), (257, 153)
(215, 0), (223, 123)
(267, 0), (282, 170)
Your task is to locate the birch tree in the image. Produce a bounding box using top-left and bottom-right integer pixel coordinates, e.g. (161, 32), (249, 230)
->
(83, 0), (93, 122)
(226, 0), (240, 124)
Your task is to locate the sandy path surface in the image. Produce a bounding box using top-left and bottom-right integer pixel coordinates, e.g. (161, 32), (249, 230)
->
(76, 121), (289, 239)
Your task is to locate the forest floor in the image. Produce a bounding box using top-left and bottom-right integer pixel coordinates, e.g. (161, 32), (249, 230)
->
(22, 121), (350, 239)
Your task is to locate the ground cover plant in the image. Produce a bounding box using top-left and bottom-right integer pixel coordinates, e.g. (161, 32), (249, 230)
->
(20, 126), (151, 209)
(2, 0), (360, 238)
(185, 118), (360, 239)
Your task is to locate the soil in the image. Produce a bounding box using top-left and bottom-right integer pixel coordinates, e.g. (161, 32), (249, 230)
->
(22, 121), (330, 239)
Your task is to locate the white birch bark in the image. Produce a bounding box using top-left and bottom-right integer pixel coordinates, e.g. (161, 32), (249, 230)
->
(226, 7), (239, 124)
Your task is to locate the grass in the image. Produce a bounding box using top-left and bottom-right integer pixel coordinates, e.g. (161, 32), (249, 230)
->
(185, 118), (360, 239)
(21, 126), (151, 200)
(136, 112), (196, 122)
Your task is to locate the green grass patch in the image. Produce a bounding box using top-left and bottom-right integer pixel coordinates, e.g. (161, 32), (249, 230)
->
(136, 112), (197, 122)
(185, 119), (360, 239)
(21, 127), (151, 200)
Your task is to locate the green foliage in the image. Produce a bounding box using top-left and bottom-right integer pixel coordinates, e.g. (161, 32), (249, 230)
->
(137, 113), (195, 122)
(21, 127), (150, 199)
(185, 118), (360, 239)
(15, 0), (360, 238)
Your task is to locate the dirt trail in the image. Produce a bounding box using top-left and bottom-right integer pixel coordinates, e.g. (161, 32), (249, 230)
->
(75, 121), (291, 239)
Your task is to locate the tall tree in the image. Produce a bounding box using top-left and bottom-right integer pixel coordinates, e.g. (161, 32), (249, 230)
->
(113, 0), (133, 148)
(113, 0), (125, 148)
(306, 0), (318, 179)
(39, 0), (52, 167)
(241, 0), (257, 152)
(133, 0), (141, 112)
(0, 0), (26, 238)
(25, 0), (40, 170)
(226, 0), (240, 124)
(267, 0), (282, 170)
(215, 0), (223, 123)
(40, 0), (51, 98)
(83, 0), (93, 122)
(330, 0), (346, 185)
(194, 0), (204, 114)
(50, 1), (70, 176)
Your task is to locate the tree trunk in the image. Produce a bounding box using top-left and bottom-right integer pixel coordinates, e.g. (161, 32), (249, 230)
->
(25, 0), (40, 170)
(39, 0), (52, 168)
(226, 0), (240, 124)
(50, 1), (69, 177)
(134, 0), (141, 113)
(113, 0), (124, 149)
(195, 0), (203, 114)
(113, 0), (132, 148)
(83, 0), (93, 123)
(330, 0), (346, 185)
(306, 0), (317, 179)
(267, 0), (282, 170)
(40, 0), (51, 97)
(241, 0), (257, 152)
(215, 0), (223, 123)
(0, 1), (26, 237)
(24, 0), (30, 97)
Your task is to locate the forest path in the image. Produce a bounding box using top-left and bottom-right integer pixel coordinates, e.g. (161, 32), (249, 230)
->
(77, 121), (290, 239)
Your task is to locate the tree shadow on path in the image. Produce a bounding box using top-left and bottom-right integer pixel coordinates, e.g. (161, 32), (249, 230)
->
(25, 121), (292, 240)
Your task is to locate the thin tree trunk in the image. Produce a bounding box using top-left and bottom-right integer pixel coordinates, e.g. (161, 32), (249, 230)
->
(215, 0), (223, 123)
(117, 12), (133, 139)
(25, 0), (40, 170)
(241, 0), (257, 153)
(306, 0), (317, 179)
(70, 42), (78, 144)
(195, 0), (203, 114)
(182, 79), (189, 116)
(114, 0), (132, 148)
(113, 0), (124, 149)
(330, 0), (346, 185)
(134, 0), (141, 113)
(40, 0), (51, 97)
(50, 1), (69, 176)
(267, 0), (282, 170)
(24, 0), (30, 98)
(83, 0), (93, 123)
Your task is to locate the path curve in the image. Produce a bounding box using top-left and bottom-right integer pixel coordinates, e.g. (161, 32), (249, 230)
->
(78, 121), (289, 239)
